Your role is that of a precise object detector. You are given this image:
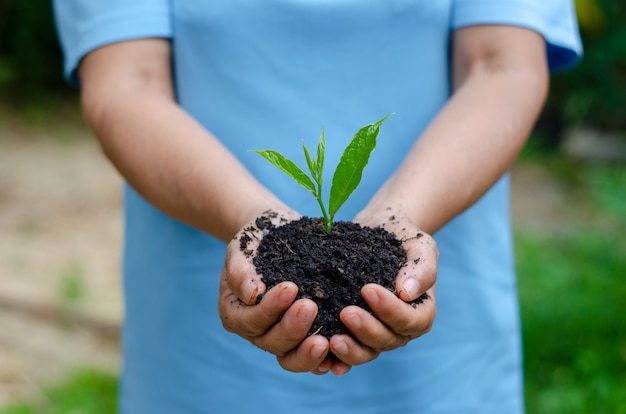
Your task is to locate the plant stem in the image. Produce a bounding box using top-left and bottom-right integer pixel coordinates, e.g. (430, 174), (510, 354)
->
(314, 185), (331, 233)
(318, 198), (331, 233)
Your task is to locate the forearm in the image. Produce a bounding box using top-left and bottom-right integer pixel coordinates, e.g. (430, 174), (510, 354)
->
(367, 66), (546, 233)
(80, 41), (286, 242)
(89, 96), (285, 241)
(361, 26), (548, 234)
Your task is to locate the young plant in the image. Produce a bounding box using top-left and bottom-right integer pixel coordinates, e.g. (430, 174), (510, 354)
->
(252, 114), (391, 233)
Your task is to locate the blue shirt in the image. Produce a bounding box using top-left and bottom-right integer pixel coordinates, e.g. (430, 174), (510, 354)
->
(53, 1), (581, 413)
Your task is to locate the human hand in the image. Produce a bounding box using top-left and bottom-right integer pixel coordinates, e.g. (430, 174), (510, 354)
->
(218, 210), (337, 375)
(325, 207), (438, 372)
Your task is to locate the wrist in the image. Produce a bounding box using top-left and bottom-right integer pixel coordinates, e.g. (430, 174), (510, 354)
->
(357, 198), (437, 235)
(237, 198), (299, 231)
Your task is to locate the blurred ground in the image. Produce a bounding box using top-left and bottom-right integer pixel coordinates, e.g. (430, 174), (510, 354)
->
(0, 106), (577, 408)
(0, 107), (122, 407)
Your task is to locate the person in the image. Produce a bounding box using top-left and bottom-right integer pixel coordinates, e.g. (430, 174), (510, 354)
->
(52, 1), (581, 412)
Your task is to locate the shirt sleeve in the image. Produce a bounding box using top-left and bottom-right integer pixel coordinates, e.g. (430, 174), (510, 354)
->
(52, 0), (172, 86)
(452, 0), (583, 72)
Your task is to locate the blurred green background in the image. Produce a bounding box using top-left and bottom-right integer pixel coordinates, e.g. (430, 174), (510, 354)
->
(0, 0), (624, 413)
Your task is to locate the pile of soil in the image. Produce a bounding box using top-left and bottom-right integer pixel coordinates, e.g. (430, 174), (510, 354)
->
(242, 215), (422, 338)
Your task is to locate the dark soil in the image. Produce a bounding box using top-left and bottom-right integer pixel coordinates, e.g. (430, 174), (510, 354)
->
(241, 214), (425, 339)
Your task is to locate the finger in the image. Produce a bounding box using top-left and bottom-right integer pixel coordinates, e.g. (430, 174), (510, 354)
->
(226, 211), (302, 304)
(363, 284), (436, 338)
(329, 332), (380, 366)
(253, 298), (318, 355)
(219, 278), (299, 338)
(224, 241), (265, 305)
(330, 359), (352, 377)
(311, 356), (334, 375)
(396, 233), (438, 301)
(339, 305), (407, 353)
(276, 335), (330, 373)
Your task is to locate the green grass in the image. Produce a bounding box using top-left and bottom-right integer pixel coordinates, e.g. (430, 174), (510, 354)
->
(0, 370), (118, 414)
(517, 229), (626, 413)
(517, 161), (626, 413)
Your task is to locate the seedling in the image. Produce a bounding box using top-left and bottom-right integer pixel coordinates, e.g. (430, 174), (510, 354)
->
(252, 114), (391, 233)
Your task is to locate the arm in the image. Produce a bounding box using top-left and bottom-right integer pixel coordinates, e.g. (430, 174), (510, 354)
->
(332, 25), (549, 367)
(79, 39), (287, 241)
(78, 39), (329, 372)
(364, 25), (549, 235)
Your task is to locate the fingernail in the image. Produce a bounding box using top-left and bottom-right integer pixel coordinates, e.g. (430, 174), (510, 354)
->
(278, 284), (293, 305)
(311, 344), (326, 359)
(401, 277), (420, 300)
(362, 287), (379, 306)
(334, 339), (349, 355)
(346, 312), (361, 329)
(242, 279), (258, 304)
(298, 307), (313, 324)
(332, 361), (351, 377)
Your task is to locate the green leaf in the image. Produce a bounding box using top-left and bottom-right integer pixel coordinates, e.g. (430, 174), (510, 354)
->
(251, 149), (316, 193)
(316, 127), (326, 182)
(302, 128), (326, 184)
(302, 141), (317, 182)
(328, 114), (391, 219)
(251, 115), (391, 233)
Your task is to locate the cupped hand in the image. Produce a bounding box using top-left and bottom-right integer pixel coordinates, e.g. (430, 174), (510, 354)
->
(327, 208), (438, 372)
(218, 210), (335, 375)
